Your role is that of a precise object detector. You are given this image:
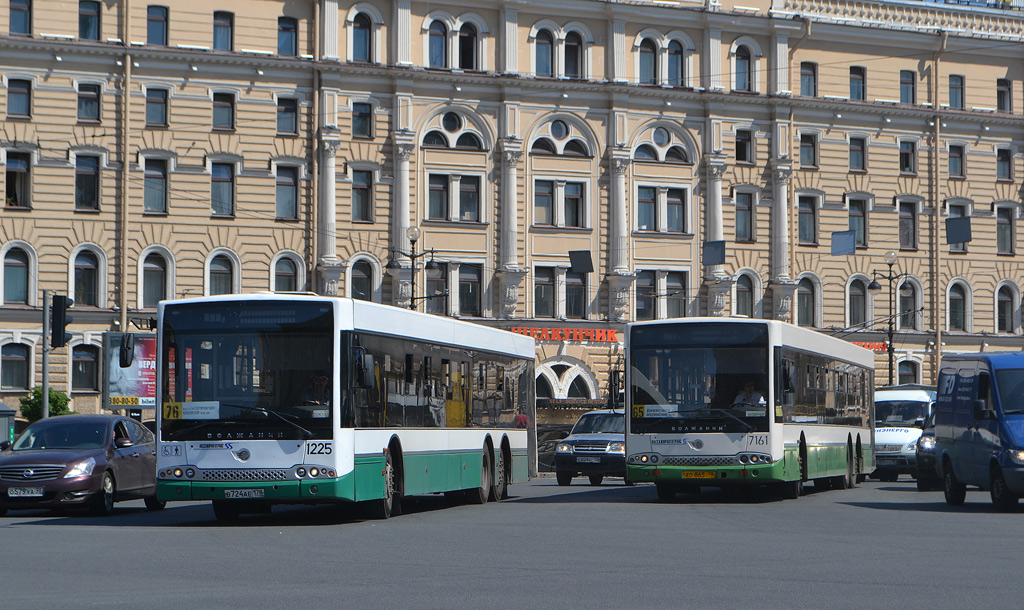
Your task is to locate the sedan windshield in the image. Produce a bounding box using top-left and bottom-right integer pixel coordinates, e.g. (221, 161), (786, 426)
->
(572, 413), (624, 435)
(12, 422), (108, 451)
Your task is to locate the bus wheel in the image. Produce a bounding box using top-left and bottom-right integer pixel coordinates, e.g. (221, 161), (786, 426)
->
(212, 501), (240, 522)
(468, 448), (491, 505)
(943, 462), (967, 506)
(373, 451), (399, 519)
(491, 447), (508, 502)
(844, 444), (857, 489)
(781, 479), (802, 500)
(991, 467), (1019, 513)
(655, 483), (676, 500)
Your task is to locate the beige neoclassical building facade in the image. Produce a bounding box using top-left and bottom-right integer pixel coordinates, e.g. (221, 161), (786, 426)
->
(3, 0), (1024, 417)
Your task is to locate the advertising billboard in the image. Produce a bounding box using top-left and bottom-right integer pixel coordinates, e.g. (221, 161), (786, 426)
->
(104, 332), (157, 411)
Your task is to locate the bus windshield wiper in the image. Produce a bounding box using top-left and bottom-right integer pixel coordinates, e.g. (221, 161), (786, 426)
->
(225, 404), (314, 439)
(703, 408), (755, 432)
(167, 420), (219, 440)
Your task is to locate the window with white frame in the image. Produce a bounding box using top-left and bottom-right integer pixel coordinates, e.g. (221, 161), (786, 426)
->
(735, 190), (755, 242)
(636, 185), (687, 233)
(72, 344), (99, 391)
(848, 197), (868, 247)
(211, 162), (235, 216)
(426, 173), (483, 223)
(899, 200), (918, 250)
(75, 155), (100, 210)
(735, 274), (754, 318)
(142, 252), (167, 308)
(352, 12), (373, 62)
(997, 285), (1017, 334)
(350, 259), (374, 301)
(797, 278), (815, 327)
(5, 151), (31, 208)
(849, 278), (869, 328)
(209, 253), (235, 295)
(948, 282), (969, 331)
(1, 343), (30, 390)
(534, 267), (555, 318)
(74, 249), (101, 307)
(533, 179), (587, 228)
(3, 246), (30, 304)
(734, 45), (753, 92)
(947, 202), (968, 252)
(274, 257), (298, 292)
(797, 195), (818, 244)
(997, 206), (1015, 254)
(276, 166), (298, 220)
(898, 280), (919, 330)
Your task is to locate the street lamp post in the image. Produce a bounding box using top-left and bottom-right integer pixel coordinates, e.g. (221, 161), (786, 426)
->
(867, 251), (909, 386)
(386, 227), (441, 311)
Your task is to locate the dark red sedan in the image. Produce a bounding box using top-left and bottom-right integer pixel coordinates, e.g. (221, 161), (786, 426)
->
(0, 414), (164, 516)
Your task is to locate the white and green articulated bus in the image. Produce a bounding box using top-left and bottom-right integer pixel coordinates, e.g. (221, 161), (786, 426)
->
(155, 294), (536, 520)
(626, 318), (875, 500)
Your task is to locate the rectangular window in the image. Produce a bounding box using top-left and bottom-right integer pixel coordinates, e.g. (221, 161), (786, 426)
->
(428, 174), (448, 220)
(276, 166), (298, 219)
(211, 162), (234, 216)
(145, 88), (167, 126)
(212, 92), (234, 130)
(635, 270), (655, 321)
(849, 137), (866, 171)
(213, 11), (233, 51)
(666, 272), (686, 318)
(948, 145), (965, 178)
(352, 170), (372, 222)
(849, 199), (867, 247)
(5, 152), (30, 208)
(899, 201), (917, 250)
(637, 186), (656, 231)
(458, 265), (482, 317)
(534, 267), (555, 318)
(948, 204), (967, 252)
(900, 70), (915, 104)
(798, 196), (816, 244)
(998, 79), (1013, 113)
(997, 148), (1013, 181)
(949, 75), (964, 110)
(75, 155), (100, 210)
(277, 98), (297, 134)
(667, 188), (685, 233)
(736, 130), (753, 163)
(352, 102), (372, 138)
(800, 134), (816, 168)
(425, 262), (448, 315)
(899, 141), (916, 174)
(800, 62), (817, 97)
(7, 79), (31, 118)
(565, 272), (586, 319)
(143, 159), (167, 213)
(735, 192), (753, 241)
(849, 66), (866, 101)
(534, 180), (553, 225)
(564, 182), (584, 227)
(997, 208), (1014, 254)
(278, 17), (297, 56)
(72, 346), (98, 391)
(11, 0), (31, 35)
(147, 5), (168, 46)
(77, 83), (100, 122)
(459, 176), (480, 222)
(79, 1), (100, 40)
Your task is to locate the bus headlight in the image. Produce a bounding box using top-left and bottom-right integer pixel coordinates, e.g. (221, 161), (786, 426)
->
(607, 442), (625, 454)
(310, 467), (320, 477)
(556, 443), (573, 453)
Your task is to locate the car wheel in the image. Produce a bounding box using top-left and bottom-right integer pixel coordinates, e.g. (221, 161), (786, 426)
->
(555, 470), (573, 486)
(588, 474), (604, 486)
(144, 495), (166, 511)
(943, 464), (967, 506)
(91, 472), (116, 516)
(990, 468), (1019, 513)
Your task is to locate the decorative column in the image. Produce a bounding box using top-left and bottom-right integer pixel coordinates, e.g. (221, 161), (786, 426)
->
(317, 139), (344, 295)
(770, 163), (798, 321)
(703, 157), (732, 316)
(497, 146), (527, 318)
(320, 0), (339, 61)
(390, 142), (415, 308)
(607, 156), (634, 322)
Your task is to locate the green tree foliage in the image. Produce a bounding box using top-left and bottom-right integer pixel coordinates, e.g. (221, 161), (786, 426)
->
(19, 387), (73, 423)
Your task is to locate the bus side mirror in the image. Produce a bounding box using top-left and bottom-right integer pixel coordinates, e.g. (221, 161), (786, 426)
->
(119, 333), (135, 368)
(973, 399), (991, 420)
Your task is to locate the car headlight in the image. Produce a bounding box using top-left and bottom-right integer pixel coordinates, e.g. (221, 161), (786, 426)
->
(904, 440), (919, 452)
(556, 442), (573, 453)
(1008, 450), (1024, 466)
(65, 456), (96, 478)
(607, 442), (625, 454)
(917, 436), (936, 452)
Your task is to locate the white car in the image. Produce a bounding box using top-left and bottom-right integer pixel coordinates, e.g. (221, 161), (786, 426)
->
(873, 385), (936, 482)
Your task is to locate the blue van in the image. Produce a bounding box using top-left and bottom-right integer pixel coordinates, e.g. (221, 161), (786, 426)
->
(933, 352), (1024, 511)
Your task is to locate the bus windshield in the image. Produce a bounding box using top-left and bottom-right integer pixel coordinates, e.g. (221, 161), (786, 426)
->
(629, 322), (770, 434)
(160, 301), (335, 441)
(874, 401), (928, 427)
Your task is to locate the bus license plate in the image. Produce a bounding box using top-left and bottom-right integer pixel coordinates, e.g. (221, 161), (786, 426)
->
(576, 456), (601, 464)
(682, 471), (715, 479)
(8, 487), (44, 497)
(224, 489), (265, 499)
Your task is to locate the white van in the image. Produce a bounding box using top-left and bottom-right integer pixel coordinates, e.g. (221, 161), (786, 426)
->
(873, 384), (936, 482)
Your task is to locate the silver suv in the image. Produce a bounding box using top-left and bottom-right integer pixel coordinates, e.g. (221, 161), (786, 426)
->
(554, 410), (630, 486)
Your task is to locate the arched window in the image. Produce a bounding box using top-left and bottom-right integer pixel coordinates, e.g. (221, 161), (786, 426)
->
(209, 255), (233, 295)
(353, 13), (372, 62)
(899, 282), (917, 330)
(275, 258), (298, 292)
(797, 278), (815, 327)
(736, 275), (753, 317)
(351, 260), (373, 301)
(142, 253), (167, 308)
(639, 39), (657, 85)
(563, 140), (589, 157)
(1, 344), (29, 390)
(666, 146), (689, 163)
(949, 284), (966, 331)
(428, 20), (447, 69)
(455, 133), (483, 150)
(565, 32), (582, 79)
(735, 45), (752, 92)
(998, 286), (1015, 333)
(898, 361), (919, 385)
(567, 375), (592, 398)
(634, 145), (657, 161)
(72, 344), (99, 391)
(531, 138), (556, 155)
(536, 29), (553, 77)
(458, 23), (477, 70)
(667, 40), (684, 86)
(536, 375), (553, 399)
(4, 247), (29, 304)
(74, 250), (99, 307)
(849, 279), (867, 327)
(423, 131), (449, 148)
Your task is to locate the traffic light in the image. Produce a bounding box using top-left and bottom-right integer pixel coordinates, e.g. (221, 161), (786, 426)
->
(50, 294), (73, 348)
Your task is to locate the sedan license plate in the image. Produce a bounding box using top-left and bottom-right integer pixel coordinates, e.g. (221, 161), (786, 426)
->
(682, 471), (716, 479)
(8, 487), (44, 497)
(224, 489), (265, 499)
(876, 458), (897, 466)
(576, 456), (601, 464)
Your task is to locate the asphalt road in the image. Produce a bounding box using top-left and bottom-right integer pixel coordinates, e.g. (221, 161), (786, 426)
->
(0, 476), (1019, 610)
